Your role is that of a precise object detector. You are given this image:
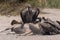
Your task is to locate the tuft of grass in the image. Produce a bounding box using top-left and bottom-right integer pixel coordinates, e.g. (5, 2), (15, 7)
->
(24, 0), (60, 8)
(0, 0), (60, 8)
(40, 0), (60, 8)
(25, 0), (40, 7)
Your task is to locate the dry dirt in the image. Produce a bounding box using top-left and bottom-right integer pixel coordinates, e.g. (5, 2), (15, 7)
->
(0, 9), (60, 40)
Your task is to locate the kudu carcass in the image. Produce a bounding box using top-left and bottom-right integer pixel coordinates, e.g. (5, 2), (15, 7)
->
(0, 23), (26, 35)
(28, 22), (52, 35)
(29, 17), (60, 35)
(29, 22), (56, 35)
(40, 22), (58, 35)
(0, 20), (26, 35)
(11, 23), (32, 36)
(43, 18), (60, 34)
(10, 20), (27, 34)
(29, 22), (43, 35)
(10, 24), (26, 34)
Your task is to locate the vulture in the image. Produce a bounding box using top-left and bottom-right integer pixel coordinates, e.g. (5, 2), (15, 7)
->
(20, 5), (40, 23)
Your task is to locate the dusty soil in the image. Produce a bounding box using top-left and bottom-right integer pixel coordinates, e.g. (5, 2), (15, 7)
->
(0, 9), (60, 40)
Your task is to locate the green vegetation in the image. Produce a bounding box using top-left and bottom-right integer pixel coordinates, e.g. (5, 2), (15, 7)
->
(0, 0), (60, 16)
(0, 0), (60, 8)
(25, 0), (40, 7)
(26, 0), (60, 8)
(46, 0), (60, 8)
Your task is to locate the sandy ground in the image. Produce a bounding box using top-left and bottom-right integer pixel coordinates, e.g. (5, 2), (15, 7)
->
(0, 9), (60, 40)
